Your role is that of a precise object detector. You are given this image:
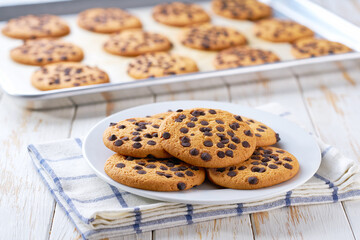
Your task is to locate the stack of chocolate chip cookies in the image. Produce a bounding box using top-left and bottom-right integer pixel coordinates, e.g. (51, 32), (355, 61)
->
(103, 108), (299, 191)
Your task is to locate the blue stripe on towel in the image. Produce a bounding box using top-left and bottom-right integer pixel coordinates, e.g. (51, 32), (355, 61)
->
(186, 204), (193, 224)
(109, 185), (128, 208)
(321, 146), (332, 158)
(285, 191), (292, 206)
(45, 155), (83, 162)
(134, 207), (142, 233)
(75, 138), (83, 148)
(59, 174), (97, 181)
(314, 173), (338, 202)
(237, 203), (243, 215)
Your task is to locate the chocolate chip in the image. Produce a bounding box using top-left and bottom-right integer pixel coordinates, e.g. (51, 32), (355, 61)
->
(229, 122), (240, 130)
(284, 163), (293, 169)
(190, 117), (198, 121)
(227, 131), (234, 137)
(133, 143), (142, 149)
(189, 148), (199, 156)
(277, 150), (285, 153)
(181, 136), (191, 147)
(284, 157), (292, 162)
(115, 163), (125, 168)
(185, 170), (194, 176)
(108, 135), (117, 141)
(180, 127), (189, 133)
(203, 140), (213, 147)
(225, 150), (233, 157)
(216, 119), (224, 124)
(187, 122), (195, 128)
(137, 162), (146, 166)
(165, 174), (173, 178)
(248, 176), (258, 184)
(162, 132), (171, 139)
(204, 132), (213, 136)
(114, 140), (123, 146)
(118, 125), (126, 129)
(175, 172), (185, 177)
(127, 119), (135, 122)
(251, 161), (260, 165)
(144, 133), (152, 138)
(134, 165), (143, 170)
(275, 161), (282, 165)
(201, 152), (212, 161)
(200, 120), (209, 126)
(156, 171), (165, 176)
(171, 167), (180, 171)
(217, 142), (225, 148)
(242, 141), (250, 148)
(216, 126), (224, 132)
(268, 164), (278, 169)
(109, 122), (117, 126)
(217, 151), (225, 158)
(177, 182), (186, 190)
(133, 136), (142, 142)
(216, 168), (226, 172)
(228, 144), (237, 150)
(132, 132), (140, 136)
(160, 166), (168, 170)
(165, 162), (175, 167)
(137, 170), (146, 174)
(209, 109), (217, 114)
(263, 149), (273, 154)
(234, 115), (243, 121)
(251, 155), (261, 160)
(147, 140), (156, 145)
(176, 109), (183, 112)
(126, 156), (134, 161)
(255, 133), (262, 137)
(152, 124), (160, 129)
(244, 130), (253, 136)
(152, 133), (158, 138)
(221, 139), (230, 144)
(146, 164), (156, 168)
(227, 171), (237, 177)
(190, 166), (199, 171)
(260, 125), (267, 129)
(238, 166), (246, 170)
(231, 137), (240, 144)
(200, 127), (212, 132)
(276, 133), (281, 142)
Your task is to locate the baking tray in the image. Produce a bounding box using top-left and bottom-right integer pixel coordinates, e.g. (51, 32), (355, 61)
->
(1, 0), (360, 109)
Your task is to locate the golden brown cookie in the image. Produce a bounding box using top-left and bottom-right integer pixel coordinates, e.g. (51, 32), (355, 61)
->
(152, 110), (174, 120)
(127, 52), (198, 79)
(159, 108), (256, 168)
(152, 2), (210, 27)
(103, 30), (172, 56)
(291, 37), (352, 59)
(180, 24), (247, 51)
(212, 0), (272, 20)
(10, 38), (84, 66)
(31, 62), (109, 91)
(2, 14), (70, 39)
(214, 46), (280, 69)
(103, 117), (172, 158)
(254, 18), (314, 42)
(77, 8), (142, 33)
(105, 154), (205, 191)
(207, 146), (299, 189)
(242, 117), (280, 147)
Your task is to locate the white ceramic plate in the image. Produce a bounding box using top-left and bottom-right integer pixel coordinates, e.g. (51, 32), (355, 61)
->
(83, 100), (321, 205)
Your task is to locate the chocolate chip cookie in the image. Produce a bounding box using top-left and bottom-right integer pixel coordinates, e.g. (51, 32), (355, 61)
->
(77, 8), (142, 33)
(104, 30), (172, 56)
(31, 62), (109, 91)
(127, 52), (198, 79)
(103, 117), (172, 158)
(212, 0), (272, 20)
(159, 108), (256, 168)
(2, 14), (70, 39)
(243, 117), (280, 146)
(152, 2), (210, 27)
(180, 24), (247, 51)
(214, 46), (280, 69)
(10, 38), (84, 66)
(254, 18), (314, 42)
(105, 154), (205, 191)
(207, 146), (299, 189)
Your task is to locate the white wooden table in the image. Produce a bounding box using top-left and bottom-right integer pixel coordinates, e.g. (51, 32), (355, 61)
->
(1, 0), (360, 239)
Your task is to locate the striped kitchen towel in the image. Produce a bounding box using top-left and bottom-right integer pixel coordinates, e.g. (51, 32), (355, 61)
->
(28, 103), (360, 240)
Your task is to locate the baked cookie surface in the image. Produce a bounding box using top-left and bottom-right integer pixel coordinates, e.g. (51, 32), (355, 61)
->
(104, 30), (172, 56)
(159, 108), (256, 168)
(10, 38), (84, 66)
(31, 62), (109, 91)
(291, 37), (352, 59)
(243, 117), (280, 147)
(207, 146), (299, 189)
(2, 14), (70, 39)
(254, 18), (314, 42)
(214, 46), (280, 69)
(105, 154), (205, 191)
(103, 117), (172, 158)
(152, 2), (210, 27)
(180, 24), (247, 51)
(212, 0), (272, 20)
(127, 52), (198, 79)
(151, 110), (174, 120)
(77, 8), (142, 33)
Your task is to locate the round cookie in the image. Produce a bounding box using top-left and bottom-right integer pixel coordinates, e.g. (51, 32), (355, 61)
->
(152, 2), (210, 27)
(207, 146), (299, 189)
(2, 14), (70, 39)
(212, 0), (272, 20)
(180, 24), (247, 51)
(104, 30), (172, 56)
(242, 117), (280, 147)
(291, 37), (352, 59)
(127, 52), (198, 79)
(214, 46), (280, 69)
(105, 154), (205, 191)
(103, 117), (172, 158)
(31, 62), (109, 91)
(10, 38), (84, 66)
(77, 8), (142, 33)
(159, 108), (256, 168)
(254, 18), (314, 43)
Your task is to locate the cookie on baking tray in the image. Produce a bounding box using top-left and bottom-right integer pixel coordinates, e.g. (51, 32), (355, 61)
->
(104, 154), (205, 191)
(127, 52), (198, 79)
(254, 18), (314, 42)
(207, 146), (299, 189)
(180, 24), (247, 51)
(291, 37), (352, 59)
(242, 117), (280, 147)
(152, 2), (211, 27)
(212, 0), (272, 20)
(159, 108), (256, 168)
(2, 14), (70, 39)
(103, 30), (172, 56)
(31, 62), (109, 91)
(77, 8), (142, 33)
(103, 117), (172, 158)
(214, 46), (280, 69)
(10, 38), (84, 66)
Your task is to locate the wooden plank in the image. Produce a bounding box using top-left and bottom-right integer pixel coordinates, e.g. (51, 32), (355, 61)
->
(228, 70), (355, 239)
(0, 95), (75, 240)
